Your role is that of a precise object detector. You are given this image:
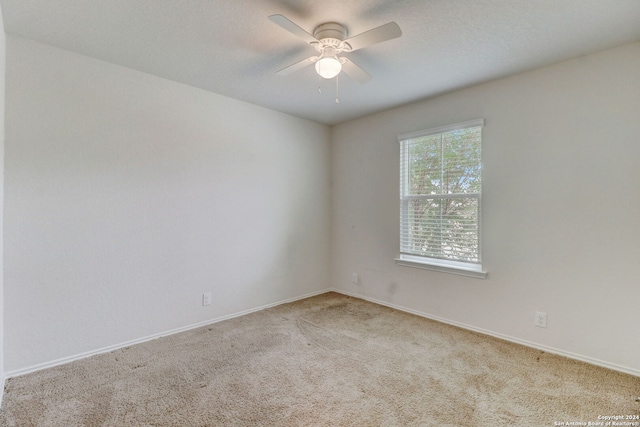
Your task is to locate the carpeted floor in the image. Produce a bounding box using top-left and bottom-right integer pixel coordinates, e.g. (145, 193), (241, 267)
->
(1, 292), (639, 426)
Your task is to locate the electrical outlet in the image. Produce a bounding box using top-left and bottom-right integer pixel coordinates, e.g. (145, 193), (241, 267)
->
(351, 273), (359, 284)
(202, 292), (212, 306)
(534, 311), (547, 328)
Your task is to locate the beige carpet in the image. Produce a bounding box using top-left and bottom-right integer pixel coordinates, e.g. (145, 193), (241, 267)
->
(1, 292), (638, 426)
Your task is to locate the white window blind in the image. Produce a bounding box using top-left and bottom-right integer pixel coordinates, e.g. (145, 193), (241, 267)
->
(398, 119), (484, 272)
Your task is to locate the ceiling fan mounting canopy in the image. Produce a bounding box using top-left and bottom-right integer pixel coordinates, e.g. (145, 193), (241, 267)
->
(312, 22), (349, 50)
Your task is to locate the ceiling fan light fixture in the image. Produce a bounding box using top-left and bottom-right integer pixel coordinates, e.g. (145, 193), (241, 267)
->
(315, 56), (342, 79)
(314, 47), (341, 79)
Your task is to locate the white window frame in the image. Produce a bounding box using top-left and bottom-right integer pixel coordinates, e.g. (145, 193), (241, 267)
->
(395, 119), (487, 279)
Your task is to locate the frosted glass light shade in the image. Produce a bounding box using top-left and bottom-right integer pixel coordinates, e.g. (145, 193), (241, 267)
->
(315, 56), (342, 79)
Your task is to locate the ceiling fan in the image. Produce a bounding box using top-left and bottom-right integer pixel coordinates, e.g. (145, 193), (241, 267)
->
(268, 14), (402, 84)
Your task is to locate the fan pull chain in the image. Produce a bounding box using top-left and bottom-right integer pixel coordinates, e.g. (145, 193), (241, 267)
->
(318, 74), (322, 94)
(335, 74), (340, 104)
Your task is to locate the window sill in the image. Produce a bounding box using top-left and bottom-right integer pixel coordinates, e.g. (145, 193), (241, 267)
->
(395, 255), (487, 279)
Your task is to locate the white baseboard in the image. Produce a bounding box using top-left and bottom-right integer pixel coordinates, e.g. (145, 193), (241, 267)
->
(331, 288), (640, 378)
(5, 288), (332, 379)
(6, 287), (639, 380)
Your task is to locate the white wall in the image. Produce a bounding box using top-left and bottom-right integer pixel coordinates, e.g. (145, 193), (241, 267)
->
(0, 1), (6, 395)
(4, 36), (331, 373)
(331, 42), (640, 374)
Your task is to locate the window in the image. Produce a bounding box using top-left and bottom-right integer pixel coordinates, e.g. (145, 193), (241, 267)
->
(396, 119), (486, 278)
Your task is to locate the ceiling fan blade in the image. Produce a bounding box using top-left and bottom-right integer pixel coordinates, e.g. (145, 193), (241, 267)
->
(340, 58), (373, 84)
(275, 56), (317, 76)
(268, 14), (318, 44)
(344, 22), (402, 52)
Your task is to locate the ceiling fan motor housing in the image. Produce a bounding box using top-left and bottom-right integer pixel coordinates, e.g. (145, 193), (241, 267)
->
(313, 22), (347, 48)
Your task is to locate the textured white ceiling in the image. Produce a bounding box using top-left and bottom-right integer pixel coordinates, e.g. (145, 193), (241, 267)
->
(2, 0), (640, 125)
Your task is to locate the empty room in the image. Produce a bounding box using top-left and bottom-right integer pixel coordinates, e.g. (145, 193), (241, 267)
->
(0, 0), (639, 425)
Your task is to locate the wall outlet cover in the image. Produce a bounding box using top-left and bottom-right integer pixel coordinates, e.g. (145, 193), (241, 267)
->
(203, 292), (212, 306)
(534, 311), (547, 328)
